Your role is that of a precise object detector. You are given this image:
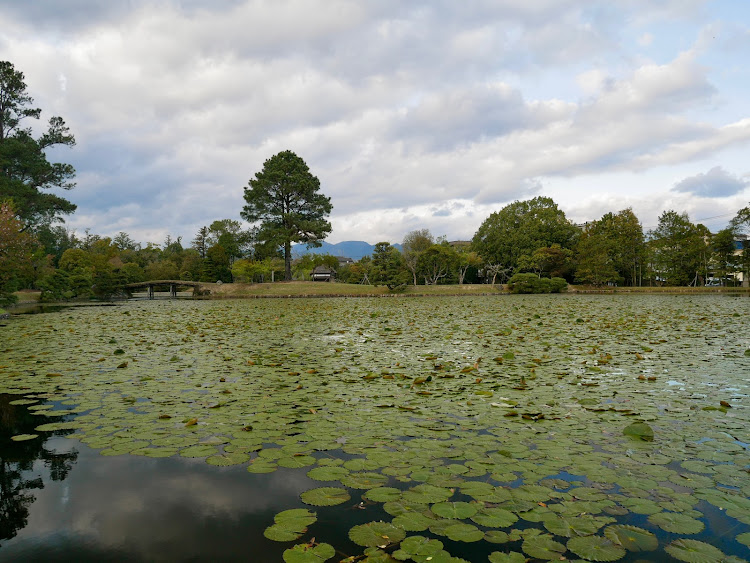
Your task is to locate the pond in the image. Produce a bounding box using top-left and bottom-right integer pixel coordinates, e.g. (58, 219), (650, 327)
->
(0, 295), (748, 562)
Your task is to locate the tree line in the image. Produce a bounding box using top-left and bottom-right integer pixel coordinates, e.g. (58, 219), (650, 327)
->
(2, 59), (750, 304)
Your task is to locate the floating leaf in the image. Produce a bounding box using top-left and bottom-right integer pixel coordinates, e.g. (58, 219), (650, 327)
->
(471, 508), (518, 528)
(543, 514), (611, 537)
(282, 543), (335, 563)
(664, 539), (726, 563)
(402, 484), (453, 504)
(392, 535), (444, 561)
(246, 460), (277, 474)
(340, 472), (389, 489)
(179, 444), (217, 458)
(363, 487), (401, 503)
(265, 508), (317, 542)
(277, 455), (317, 468)
(391, 511), (435, 532)
(648, 512), (704, 534)
(430, 501), (478, 519)
(522, 534), (566, 560)
(11, 433), (39, 442)
(488, 552), (527, 563)
(567, 536), (626, 561)
(300, 487), (350, 507)
(603, 525), (658, 552)
(348, 521), (405, 547)
(205, 451), (250, 466)
(306, 466), (350, 481)
(443, 522), (484, 542)
(623, 422), (654, 441)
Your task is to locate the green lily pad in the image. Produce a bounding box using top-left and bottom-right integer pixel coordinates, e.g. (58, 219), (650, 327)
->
(488, 552), (526, 563)
(391, 535), (444, 561)
(340, 472), (389, 489)
(282, 542), (335, 562)
(391, 511), (435, 532)
(179, 444), (219, 458)
(648, 512), (705, 534)
(443, 522), (484, 542)
(348, 521), (405, 547)
(623, 422), (654, 442)
(10, 434), (39, 441)
(567, 536), (626, 561)
(363, 487), (401, 503)
(484, 530), (509, 544)
(205, 451), (250, 466)
(522, 534), (566, 560)
(664, 539), (726, 562)
(737, 532), (750, 547)
(430, 501), (478, 519)
(542, 514), (612, 537)
(307, 466), (350, 481)
(603, 525), (658, 552)
(246, 459), (277, 473)
(265, 508), (317, 542)
(300, 487), (350, 507)
(470, 508), (518, 528)
(402, 484), (454, 504)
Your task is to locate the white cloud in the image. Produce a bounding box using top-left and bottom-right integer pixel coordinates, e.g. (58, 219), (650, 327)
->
(673, 166), (750, 197)
(1, 0), (748, 246)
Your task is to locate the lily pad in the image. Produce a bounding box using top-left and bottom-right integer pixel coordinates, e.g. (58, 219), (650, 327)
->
(282, 542), (335, 563)
(567, 536), (626, 561)
(363, 487), (402, 503)
(265, 508), (317, 542)
(307, 466), (350, 481)
(300, 487), (350, 507)
(392, 535), (444, 561)
(348, 521), (405, 547)
(603, 525), (658, 552)
(623, 422), (654, 442)
(488, 552), (526, 563)
(391, 511), (435, 532)
(664, 539), (726, 563)
(648, 512), (705, 534)
(471, 508), (518, 528)
(443, 522), (484, 542)
(340, 472), (389, 489)
(521, 534), (566, 560)
(430, 501), (478, 519)
(10, 434), (39, 441)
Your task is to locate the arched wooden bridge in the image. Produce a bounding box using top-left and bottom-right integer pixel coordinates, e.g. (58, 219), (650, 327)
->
(124, 280), (205, 299)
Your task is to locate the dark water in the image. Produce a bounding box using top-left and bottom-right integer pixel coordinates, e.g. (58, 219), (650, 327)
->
(2, 393), (749, 562)
(0, 396), (314, 562)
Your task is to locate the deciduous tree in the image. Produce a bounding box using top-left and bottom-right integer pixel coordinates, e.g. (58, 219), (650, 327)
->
(402, 229), (434, 286)
(647, 210), (705, 286)
(0, 201), (36, 304)
(241, 151), (332, 281)
(472, 197), (577, 275)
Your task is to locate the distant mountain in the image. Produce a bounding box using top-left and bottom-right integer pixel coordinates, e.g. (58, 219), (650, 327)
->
(292, 241), (402, 261)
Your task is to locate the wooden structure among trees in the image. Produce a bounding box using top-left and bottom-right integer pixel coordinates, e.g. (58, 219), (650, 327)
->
(124, 280), (204, 299)
(311, 266), (335, 282)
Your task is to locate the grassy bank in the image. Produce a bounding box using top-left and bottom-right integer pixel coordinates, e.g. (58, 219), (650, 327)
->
(204, 281), (499, 298)
(204, 281), (750, 298)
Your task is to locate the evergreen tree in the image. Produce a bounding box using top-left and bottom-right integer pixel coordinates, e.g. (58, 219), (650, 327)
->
(241, 151), (332, 280)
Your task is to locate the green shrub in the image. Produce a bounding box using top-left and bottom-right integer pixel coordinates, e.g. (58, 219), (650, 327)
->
(508, 273), (568, 294)
(550, 277), (568, 293)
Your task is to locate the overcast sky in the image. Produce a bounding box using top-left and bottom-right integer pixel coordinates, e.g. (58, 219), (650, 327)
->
(2, 0), (749, 245)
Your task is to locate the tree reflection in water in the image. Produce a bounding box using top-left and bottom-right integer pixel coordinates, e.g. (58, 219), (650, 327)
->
(0, 394), (78, 545)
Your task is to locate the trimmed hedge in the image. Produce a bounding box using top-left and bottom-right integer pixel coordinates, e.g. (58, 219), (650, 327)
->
(508, 273), (568, 294)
